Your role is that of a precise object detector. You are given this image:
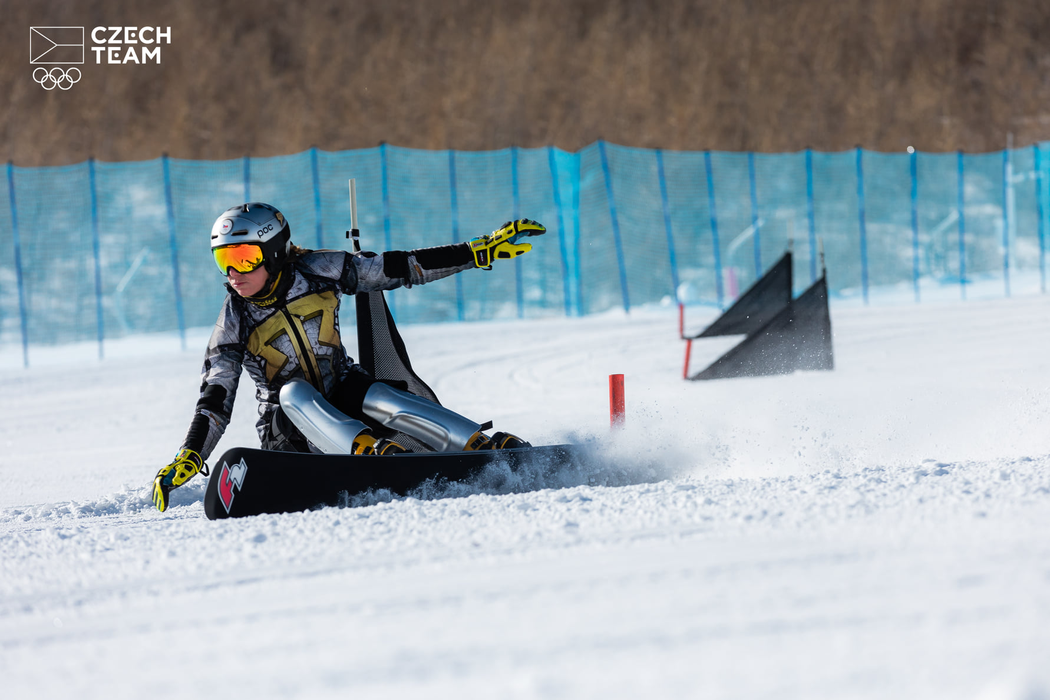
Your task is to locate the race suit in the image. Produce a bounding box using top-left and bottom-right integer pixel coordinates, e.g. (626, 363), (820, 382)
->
(180, 245), (475, 461)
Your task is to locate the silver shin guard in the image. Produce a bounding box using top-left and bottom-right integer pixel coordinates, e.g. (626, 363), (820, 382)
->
(361, 382), (482, 452)
(278, 378), (371, 454)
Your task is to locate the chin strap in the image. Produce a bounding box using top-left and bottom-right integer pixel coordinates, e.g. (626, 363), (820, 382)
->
(242, 269), (285, 307)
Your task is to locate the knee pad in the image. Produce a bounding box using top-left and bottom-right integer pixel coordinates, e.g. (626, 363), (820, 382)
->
(360, 382), (483, 452)
(278, 378), (371, 454)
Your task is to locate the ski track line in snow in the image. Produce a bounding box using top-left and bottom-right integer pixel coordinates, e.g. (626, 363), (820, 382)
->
(3, 452), (1048, 598)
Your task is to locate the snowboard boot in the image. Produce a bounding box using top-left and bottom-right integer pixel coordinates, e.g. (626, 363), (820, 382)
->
(472, 431), (531, 451)
(352, 432), (408, 455)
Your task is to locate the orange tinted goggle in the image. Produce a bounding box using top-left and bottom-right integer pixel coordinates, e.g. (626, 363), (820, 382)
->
(214, 244), (265, 275)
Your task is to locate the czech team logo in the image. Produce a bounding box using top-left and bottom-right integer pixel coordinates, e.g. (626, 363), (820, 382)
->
(218, 458), (249, 514)
(30, 26), (84, 90)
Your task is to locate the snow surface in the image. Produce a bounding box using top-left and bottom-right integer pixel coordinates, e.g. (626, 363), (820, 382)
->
(3, 295), (1050, 699)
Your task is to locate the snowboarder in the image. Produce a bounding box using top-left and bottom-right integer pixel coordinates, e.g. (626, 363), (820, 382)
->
(152, 202), (545, 512)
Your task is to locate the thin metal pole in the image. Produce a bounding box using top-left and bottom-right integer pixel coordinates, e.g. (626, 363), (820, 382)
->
(805, 148), (817, 284)
(88, 158), (105, 358)
(448, 150), (464, 321)
(349, 178), (358, 240)
(704, 151), (725, 308)
(598, 140), (630, 313)
(310, 147), (324, 248)
(655, 149), (681, 298)
(855, 147), (870, 305)
(1036, 144), (1046, 294)
(958, 150), (967, 300)
(748, 150), (761, 276)
(910, 149), (920, 303)
(511, 146), (524, 318)
(6, 162), (29, 367)
(162, 154), (186, 350)
(548, 147), (572, 317)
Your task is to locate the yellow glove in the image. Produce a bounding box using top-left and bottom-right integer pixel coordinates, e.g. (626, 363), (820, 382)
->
(468, 219), (546, 269)
(152, 448), (208, 512)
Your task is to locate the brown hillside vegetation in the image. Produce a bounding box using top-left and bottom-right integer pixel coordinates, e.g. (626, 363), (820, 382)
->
(4, 0), (1050, 166)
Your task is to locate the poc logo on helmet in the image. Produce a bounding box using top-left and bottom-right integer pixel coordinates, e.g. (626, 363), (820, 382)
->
(256, 223), (274, 238)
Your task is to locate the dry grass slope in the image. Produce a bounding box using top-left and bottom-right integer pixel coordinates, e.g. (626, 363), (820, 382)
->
(4, 0), (1050, 166)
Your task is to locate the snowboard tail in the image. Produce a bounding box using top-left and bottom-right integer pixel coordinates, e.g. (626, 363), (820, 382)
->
(203, 444), (580, 519)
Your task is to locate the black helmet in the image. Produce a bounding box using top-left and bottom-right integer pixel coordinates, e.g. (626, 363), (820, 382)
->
(210, 202), (292, 275)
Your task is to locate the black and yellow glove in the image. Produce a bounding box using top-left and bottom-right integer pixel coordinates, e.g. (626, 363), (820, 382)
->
(152, 448), (208, 512)
(468, 219), (546, 269)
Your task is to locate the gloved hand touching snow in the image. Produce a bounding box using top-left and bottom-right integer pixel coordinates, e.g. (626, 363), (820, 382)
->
(152, 448), (208, 512)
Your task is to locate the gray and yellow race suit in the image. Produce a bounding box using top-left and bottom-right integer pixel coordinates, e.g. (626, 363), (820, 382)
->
(180, 245), (475, 461)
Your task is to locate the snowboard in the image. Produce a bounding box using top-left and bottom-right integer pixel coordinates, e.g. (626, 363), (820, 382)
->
(203, 444), (583, 519)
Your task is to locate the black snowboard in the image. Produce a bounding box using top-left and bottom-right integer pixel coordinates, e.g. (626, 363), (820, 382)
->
(203, 444), (582, 519)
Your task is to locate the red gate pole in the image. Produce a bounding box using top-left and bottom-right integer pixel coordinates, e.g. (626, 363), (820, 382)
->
(609, 374), (625, 428)
(682, 339), (693, 380)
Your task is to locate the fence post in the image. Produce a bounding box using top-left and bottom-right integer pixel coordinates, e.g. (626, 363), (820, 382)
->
(547, 146), (572, 317)
(6, 161), (29, 368)
(448, 149), (464, 321)
(748, 150), (762, 276)
(88, 157), (105, 358)
(511, 146), (524, 318)
(310, 147), (324, 248)
(704, 150), (725, 308)
(598, 140), (630, 313)
(162, 154), (186, 350)
(243, 155), (251, 202)
(855, 147), (870, 305)
(1002, 148), (1011, 298)
(1035, 144), (1046, 294)
(805, 148), (817, 284)
(573, 151), (583, 315)
(655, 149), (681, 298)
(910, 148), (920, 303)
(958, 150), (967, 301)
(379, 144), (393, 251)
(380, 142), (396, 318)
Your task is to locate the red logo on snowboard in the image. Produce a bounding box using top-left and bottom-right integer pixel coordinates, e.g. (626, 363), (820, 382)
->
(218, 458), (248, 514)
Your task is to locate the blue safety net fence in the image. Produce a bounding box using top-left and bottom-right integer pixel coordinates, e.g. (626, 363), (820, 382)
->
(2, 142), (1049, 363)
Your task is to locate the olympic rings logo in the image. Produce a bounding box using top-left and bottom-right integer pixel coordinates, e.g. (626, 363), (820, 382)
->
(32, 67), (81, 90)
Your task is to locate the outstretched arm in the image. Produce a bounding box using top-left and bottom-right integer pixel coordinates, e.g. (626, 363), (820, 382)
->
(349, 219), (546, 292)
(152, 306), (244, 512)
